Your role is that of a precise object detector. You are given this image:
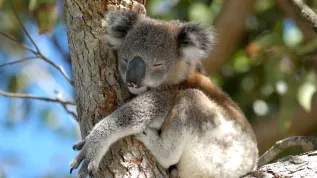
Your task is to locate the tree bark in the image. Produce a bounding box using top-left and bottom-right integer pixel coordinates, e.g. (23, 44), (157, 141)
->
(244, 150), (317, 177)
(276, 0), (317, 42)
(65, 0), (167, 177)
(64, 0), (317, 177)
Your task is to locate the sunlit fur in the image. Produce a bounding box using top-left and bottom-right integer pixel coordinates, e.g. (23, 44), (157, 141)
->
(69, 10), (258, 178)
(105, 10), (258, 177)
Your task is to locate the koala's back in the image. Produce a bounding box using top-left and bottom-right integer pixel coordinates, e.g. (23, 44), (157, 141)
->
(158, 71), (258, 178)
(162, 88), (257, 178)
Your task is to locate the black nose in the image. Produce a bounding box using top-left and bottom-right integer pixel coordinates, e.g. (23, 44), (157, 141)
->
(126, 56), (145, 87)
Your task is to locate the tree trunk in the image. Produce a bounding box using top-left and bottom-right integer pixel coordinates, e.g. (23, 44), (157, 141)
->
(64, 1), (317, 177)
(64, 0), (167, 177)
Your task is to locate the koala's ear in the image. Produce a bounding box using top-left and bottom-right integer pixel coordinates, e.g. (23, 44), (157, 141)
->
(177, 22), (216, 61)
(105, 11), (139, 49)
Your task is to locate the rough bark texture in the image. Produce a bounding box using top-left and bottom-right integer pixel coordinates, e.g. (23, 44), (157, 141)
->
(244, 150), (317, 177)
(65, 0), (167, 177)
(64, 0), (317, 177)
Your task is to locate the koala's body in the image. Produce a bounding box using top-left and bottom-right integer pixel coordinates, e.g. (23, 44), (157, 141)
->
(70, 11), (258, 178)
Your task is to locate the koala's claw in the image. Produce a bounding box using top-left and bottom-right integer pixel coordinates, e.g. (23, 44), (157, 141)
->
(78, 160), (89, 178)
(70, 137), (103, 177)
(70, 144), (88, 175)
(73, 139), (86, 151)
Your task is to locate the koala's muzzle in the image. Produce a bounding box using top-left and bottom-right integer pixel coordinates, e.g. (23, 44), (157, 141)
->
(126, 56), (145, 88)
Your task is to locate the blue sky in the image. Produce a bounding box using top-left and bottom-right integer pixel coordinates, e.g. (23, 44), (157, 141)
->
(0, 21), (78, 178)
(0, 7), (303, 177)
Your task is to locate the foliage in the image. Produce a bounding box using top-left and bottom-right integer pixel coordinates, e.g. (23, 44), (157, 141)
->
(1, 0), (317, 177)
(149, 0), (317, 128)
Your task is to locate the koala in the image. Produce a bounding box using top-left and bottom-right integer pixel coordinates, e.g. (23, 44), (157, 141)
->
(70, 10), (258, 178)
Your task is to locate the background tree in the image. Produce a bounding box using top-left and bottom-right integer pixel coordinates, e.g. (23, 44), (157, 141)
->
(1, 0), (317, 177)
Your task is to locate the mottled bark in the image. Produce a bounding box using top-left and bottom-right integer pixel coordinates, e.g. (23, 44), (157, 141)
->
(244, 150), (317, 177)
(65, 0), (167, 177)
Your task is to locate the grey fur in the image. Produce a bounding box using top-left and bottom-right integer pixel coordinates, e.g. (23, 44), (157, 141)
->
(70, 11), (258, 178)
(105, 10), (216, 92)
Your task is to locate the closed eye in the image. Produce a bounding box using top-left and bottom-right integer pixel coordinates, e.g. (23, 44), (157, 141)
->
(122, 58), (128, 63)
(153, 63), (162, 67)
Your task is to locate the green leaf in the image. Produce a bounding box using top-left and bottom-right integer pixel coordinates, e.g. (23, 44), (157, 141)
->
(28, 0), (37, 11)
(297, 71), (317, 112)
(277, 77), (298, 131)
(188, 2), (211, 24)
(32, 3), (57, 34)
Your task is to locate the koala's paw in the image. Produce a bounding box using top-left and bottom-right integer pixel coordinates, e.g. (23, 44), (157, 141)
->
(136, 127), (159, 143)
(70, 138), (102, 177)
(72, 139), (85, 151)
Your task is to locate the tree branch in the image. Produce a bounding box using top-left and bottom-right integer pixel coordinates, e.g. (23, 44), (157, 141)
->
(288, 0), (317, 34)
(244, 150), (317, 177)
(0, 56), (38, 67)
(9, 1), (40, 53)
(2, 2), (75, 86)
(258, 136), (317, 167)
(0, 90), (76, 105)
(0, 90), (77, 119)
(0, 32), (38, 54)
(203, 0), (256, 74)
(0, 31), (75, 86)
(276, 0), (317, 42)
(39, 54), (75, 86)
(59, 101), (78, 119)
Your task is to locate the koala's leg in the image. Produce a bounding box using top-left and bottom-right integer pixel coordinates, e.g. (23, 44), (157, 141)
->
(136, 101), (189, 169)
(70, 90), (174, 177)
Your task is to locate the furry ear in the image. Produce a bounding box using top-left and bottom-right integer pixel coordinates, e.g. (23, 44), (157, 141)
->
(105, 11), (139, 49)
(177, 22), (216, 61)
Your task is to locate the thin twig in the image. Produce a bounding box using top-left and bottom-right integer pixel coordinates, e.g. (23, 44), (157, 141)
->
(0, 90), (76, 105)
(0, 32), (38, 54)
(258, 136), (317, 167)
(4, 2), (75, 86)
(0, 31), (75, 86)
(40, 55), (75, 86)
(0, 56), (38, 67)
(9, 1), (40, 53)
(288, 0), (317, 34)
(59, 100), (78, 119)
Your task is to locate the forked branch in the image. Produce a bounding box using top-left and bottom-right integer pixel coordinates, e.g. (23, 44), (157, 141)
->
(258, 136), (317, 167)
(0, 56), (38, 67)
(0, 2), (75, 86)
(0, 90), (77, 119)
(288, 0), (317, 33)
(0, 90), (76, 105)
(9, 0), (40, 53)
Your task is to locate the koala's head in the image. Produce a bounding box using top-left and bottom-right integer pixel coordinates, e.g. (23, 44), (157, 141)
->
(105, 11), (216, 94)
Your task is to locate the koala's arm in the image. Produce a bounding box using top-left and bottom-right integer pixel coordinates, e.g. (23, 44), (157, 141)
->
(135, 90), (191, 169)
(70, 90), (173, 177)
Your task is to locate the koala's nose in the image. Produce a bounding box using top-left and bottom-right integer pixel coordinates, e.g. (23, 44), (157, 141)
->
(126, 56), (145, 87)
